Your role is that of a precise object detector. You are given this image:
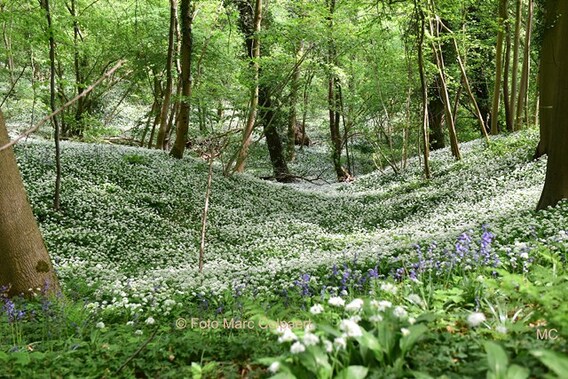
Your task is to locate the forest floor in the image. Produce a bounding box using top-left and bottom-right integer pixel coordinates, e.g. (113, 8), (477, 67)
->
(1, 128), (568, 378)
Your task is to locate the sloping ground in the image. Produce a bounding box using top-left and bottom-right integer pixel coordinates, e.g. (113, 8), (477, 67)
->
(14, 128), (567, 315)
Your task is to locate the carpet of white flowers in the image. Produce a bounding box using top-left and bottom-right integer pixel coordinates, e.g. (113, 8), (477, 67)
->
(13, 128), (568, 320)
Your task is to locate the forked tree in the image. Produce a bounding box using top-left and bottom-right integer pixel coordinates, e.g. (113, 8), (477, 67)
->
(0, 111), (60, 297)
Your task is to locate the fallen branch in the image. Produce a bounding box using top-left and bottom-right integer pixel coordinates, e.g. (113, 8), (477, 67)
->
(0, 60), (125, 152)
(114, 326), (159, 375)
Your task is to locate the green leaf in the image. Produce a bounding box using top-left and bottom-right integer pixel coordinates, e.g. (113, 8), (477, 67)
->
(358, 329), (383, 362)
(484, 341), (508, 377)
(270, 373), (297, 379)
(400, 324), (428, 354)
(410, 371), (435, 379)
(505, 364), (529, 379)
(299, 346), (332, 377)
(531, 350), (568, 377)
(335, 366), (368, 379)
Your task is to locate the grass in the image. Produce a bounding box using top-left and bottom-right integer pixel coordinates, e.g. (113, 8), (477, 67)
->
(1, 127), (568, 377)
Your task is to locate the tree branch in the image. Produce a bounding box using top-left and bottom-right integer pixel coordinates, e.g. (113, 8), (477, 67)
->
(0, 60), (125, 152)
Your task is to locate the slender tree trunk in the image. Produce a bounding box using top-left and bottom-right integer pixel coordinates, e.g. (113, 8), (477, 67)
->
(233, 0), (262, 172)
(327, 0), (347, 181)
(503, 18), (513, 131)
(491, 0), (508, 135)
(510, 0), (523, 121)
(429, 16), (461, 159)
(170, 0), (194, 159)
(300, 70), (314, 151)
(156, 0), (178, 150)
(0, 111), (60, 297)
(515, 0), (533, 131)
(416, 0), (431, 179)
(40, 0), (62, 211)
(287, 41), (303, 162)
(536, 0), (568, 209)
(147, 74), (163, 149)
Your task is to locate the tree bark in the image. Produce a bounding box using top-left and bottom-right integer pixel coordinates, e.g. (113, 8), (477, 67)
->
(170, 0), (194, 159)
(156, 0), (178, 150)
(287, 41), (303, 162)
(490, 0), (508, 135)
(0, 111), (60, 297)
(515, 0), (533, 131)
(536, 0), (568, 209)
(233, 0), (262, 172)
(40, 0), (62, 211)
(510, 0), (523, 121)
(416, 0), (431, 179)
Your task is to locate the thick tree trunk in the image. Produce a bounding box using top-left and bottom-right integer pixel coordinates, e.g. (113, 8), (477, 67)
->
(170, 0), (193, 159)
(156, 0), (178, 150)
(490, 0), (508, 135)
(428, 83), (445, 150)
(536, 0), (568, 209)
(259, 86), (292, 181)
(0, 111), (60, 297)
(503, 19), (513, 131)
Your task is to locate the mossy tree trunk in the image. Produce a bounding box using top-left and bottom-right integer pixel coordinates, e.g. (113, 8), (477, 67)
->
(170, 0), (194, 159)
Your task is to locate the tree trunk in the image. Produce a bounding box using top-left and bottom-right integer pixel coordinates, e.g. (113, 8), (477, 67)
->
(515, 0), (533, 131)
(0, 111), (60, 297)
(510, 0), (523, 121)
(428, 83), (445, 150)
(260, 85), (292, 181)
(416, 0), (431, 179)
(286, 42), (302, 162)
(40, 0), (62, 211)
(233, 0), (262, 172)
(537, 0), (568, 209)
(156, 0), (178, 150)
(490, 0), (508, 135)
(170, 0), (194, 159)
(503, 18), (513, 131)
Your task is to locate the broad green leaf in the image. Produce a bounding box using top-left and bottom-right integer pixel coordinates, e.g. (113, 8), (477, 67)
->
(270, 373), (297, 379)
(410, 371), (435, 379)
(335, 365), (368, 379)
(531, 350), (568, 377)
(484, 341), (508, 377)
(400, 324), (428, 354)
(299, 346), (332, 378)
(505, 364), (529, 379)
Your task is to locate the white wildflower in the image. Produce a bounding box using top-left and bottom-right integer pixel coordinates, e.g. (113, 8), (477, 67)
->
(126, 321), (134, 326)
(369, 314), (383, 323)
(323, 339), (333, 353)
(345, 298), (364, 312)
(393, 306), (408, 319)
(372, 300), (392, 312)
(339, 319), (363, 338)
(290, 341), (305, 354)
(328, 296), (345, 307)
(268, 362), (280, 373)
(135, 329), (143, 336)
(278, 329), (298, 343)
(467, 312), (486, 327)
(496, 325), (508, 334)
(401, 328), (411, 337)
(303, 332), (319, 346)
(145, 317), (155, 325)
(407, 294), (424, 307)
(408, 317), (416, 325)
(310, 304), (324, 315)
(381, 282), (398, 294)
(334, 336), (347, 350)
(96, 321), (105, 329)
